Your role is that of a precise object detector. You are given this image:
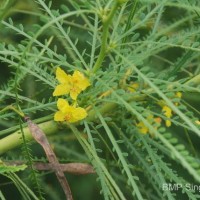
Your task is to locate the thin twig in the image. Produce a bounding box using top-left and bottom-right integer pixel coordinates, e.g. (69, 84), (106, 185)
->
(5, 161), (95, 175)
(24, 116), (73, 200)
(34, 163), (95, 175)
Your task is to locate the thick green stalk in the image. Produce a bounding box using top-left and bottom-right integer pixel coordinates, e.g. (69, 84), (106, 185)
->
(92, 2), (120, 73)
(0, 120), (58, 155)
(0, 102), (118, 155)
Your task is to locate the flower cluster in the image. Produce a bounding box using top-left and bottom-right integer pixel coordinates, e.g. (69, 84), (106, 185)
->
(136, 91), (183, 134)
(162, 105), (172, 127)
(53, 67), (90, 123)
(127, 82), (139, 93)
(136, 114), (162, 135)
(160, 92), (182, 127)
(196, 120), (200, 125)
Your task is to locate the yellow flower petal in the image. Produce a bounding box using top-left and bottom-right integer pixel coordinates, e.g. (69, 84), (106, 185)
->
(72, 107), (87, 121)
(166, 120), (171, 127)
(53, 84), (70, 96)
(162, 106), (172, 118)
(63, 107), (87, 123)
(54, 111), (66, 121)
(137, 121), (148, 134)
(56, 67), (70, 84)
(57, 98), (69, 112)
(127, 83), (139, 92)
(154, 117), (162, 124)
(79, 79), (90, 90)
(140, 127), (148, 134)
(70, 87), (81, 100)
(176, 92), (182, 98)
(72, 70), (90, 90)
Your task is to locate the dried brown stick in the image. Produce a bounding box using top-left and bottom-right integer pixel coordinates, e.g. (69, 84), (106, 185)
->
(5, 161), (95, 175)
(35, 163), (95, 175)
(25, 116), (73, 200)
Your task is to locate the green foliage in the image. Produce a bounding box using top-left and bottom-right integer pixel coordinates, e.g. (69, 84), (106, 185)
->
(0, 160), (27, 173)
(0, 0), (200, 199)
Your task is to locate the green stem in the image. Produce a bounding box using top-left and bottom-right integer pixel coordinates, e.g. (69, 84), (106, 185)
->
(0, 0), (16, 20)
(185, 73), (200, 86)
(0, 102), (118, 155)
(122, 0), (138, 44)
(0, 120), (58, 155)
(92, 2), (120, 73)
(0, 105), (25, 118)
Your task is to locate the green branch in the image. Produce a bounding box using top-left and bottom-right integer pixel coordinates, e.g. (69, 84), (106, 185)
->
(0, 102), (118, 155)
(0, 120), (58, 155)
(92, 1), (120, 73)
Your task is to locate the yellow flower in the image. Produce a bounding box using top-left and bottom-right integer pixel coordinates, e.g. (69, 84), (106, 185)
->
(136, 115), (161, 134)
(154, 117), (162, 124)
(136, 121), (148, 134)
(54, 98), (87, 123)
(165, 120), (171, 127)
(162, 105), (172, 127)
(53, 67), (90, 100)
(175, 92), (182, 98)
(174, 92), (182, 106)
(195, 120), (200, 125)
(127, 82), (139, 92)
(69, 70), (91, 100)
(162, 106), (172, 118)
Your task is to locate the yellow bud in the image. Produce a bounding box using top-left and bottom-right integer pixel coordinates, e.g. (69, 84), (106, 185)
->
(166, 120), (171, 127)
(176, 92), (182, 98)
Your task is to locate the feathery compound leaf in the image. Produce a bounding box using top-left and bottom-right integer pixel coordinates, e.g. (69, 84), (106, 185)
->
(0, 160), (27, 173)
